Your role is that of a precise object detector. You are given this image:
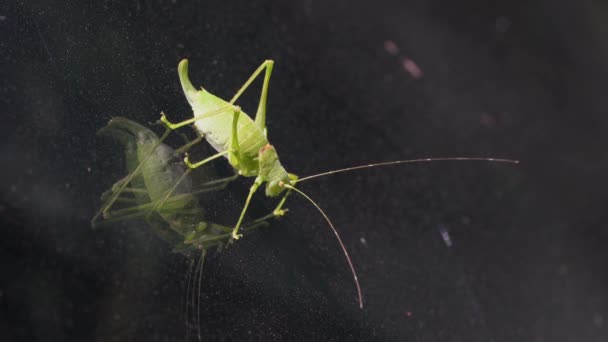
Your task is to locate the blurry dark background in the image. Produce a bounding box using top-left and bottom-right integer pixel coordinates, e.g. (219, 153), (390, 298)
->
(2, 0), (607, 341)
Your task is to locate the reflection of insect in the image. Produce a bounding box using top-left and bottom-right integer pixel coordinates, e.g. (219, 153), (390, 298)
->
(149, 59), (518, 309)
(92, 117), (274, 339)
(92, 117), (272, 250)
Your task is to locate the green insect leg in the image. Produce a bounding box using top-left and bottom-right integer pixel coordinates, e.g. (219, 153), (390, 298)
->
(254, 61), (274, 135)
(231, 177), (263, 240)
(228, 106), (244, 167)
(224, 60), (274, 134)
(159, 106), (236, 131)
(229, 60), (274, 104)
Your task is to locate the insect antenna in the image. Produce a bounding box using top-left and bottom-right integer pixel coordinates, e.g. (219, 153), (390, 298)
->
(184, 258), (195, 341)
(296, 157), (519, 183)
(184, 250), (205, 342)
(280, 183), (364, 309)
(198, 251), (206, 342)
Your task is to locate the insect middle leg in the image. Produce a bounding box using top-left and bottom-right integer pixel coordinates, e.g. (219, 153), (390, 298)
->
(231, 178), (263, 240)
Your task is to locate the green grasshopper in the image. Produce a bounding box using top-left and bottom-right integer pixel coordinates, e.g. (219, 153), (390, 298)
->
(148, 59), (518, 309)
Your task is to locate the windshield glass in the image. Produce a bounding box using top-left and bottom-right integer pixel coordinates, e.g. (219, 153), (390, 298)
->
(3, 1), (606, 341)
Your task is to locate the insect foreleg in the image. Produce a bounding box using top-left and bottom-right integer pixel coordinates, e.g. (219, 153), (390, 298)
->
(231, 177), (263, 240)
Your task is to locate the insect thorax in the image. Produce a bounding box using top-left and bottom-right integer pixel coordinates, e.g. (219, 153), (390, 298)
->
(258, 144), (291, 197)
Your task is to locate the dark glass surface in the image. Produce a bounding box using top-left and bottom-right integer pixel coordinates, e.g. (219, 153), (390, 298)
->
(2, 0), (607, 341)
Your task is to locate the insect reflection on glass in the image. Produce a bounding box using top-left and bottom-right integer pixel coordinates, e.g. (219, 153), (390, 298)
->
(92, 117), (274, 339)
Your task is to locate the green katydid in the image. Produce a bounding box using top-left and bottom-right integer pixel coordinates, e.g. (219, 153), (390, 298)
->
(151, 59), (518, 309)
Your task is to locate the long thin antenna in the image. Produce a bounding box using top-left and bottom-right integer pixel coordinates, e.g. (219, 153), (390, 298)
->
(282, 183), (363, 309)
(184, 259), (195, 341)
(195, 250), (206, 342)
(296, 157), (519, 183)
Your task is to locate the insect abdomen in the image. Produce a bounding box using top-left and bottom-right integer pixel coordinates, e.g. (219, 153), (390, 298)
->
(191, 90), (268, 176)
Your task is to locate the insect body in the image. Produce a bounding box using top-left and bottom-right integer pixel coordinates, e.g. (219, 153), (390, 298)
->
(161, 60), (295, 241)
(146, 59), (517, 309)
